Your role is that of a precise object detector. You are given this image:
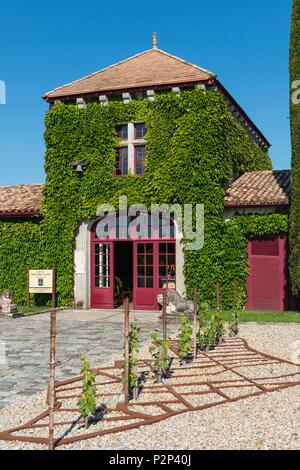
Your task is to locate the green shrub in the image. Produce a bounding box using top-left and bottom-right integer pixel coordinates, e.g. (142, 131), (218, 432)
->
(149, 330), (171, 380)
(77, 355), (97, 429)
(177, 314), (193, 361)
(122, 319), (141, 391)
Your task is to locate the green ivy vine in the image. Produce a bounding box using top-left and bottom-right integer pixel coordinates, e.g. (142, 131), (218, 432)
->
(0, 88), (278, 307)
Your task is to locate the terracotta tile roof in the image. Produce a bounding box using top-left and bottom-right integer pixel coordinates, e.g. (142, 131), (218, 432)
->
(44, 48), (215, 100)
(224, 170), (291, 207)
(0, 171), (289, 216)
(0, 184), (44, 216)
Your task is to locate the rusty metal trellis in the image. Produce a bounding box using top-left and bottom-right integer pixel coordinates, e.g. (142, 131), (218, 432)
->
(0, 337), (299, 448)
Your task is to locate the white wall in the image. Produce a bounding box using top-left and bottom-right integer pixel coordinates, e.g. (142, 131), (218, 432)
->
(74, 221), (90, 309)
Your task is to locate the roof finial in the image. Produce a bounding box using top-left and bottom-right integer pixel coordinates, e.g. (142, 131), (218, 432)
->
(152, 32), (157, 49)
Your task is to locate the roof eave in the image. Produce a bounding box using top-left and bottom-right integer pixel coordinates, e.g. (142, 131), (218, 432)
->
(43, 78), (215, 103)
(224, 202), (290, 209)
(215, 79), (271, 149)
(0, 211), (40, 218)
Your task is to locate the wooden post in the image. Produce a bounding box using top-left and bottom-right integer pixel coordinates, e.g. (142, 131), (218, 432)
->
(215, 281), (222, 345)
(52, 269), (56, 309)
(233, 280), (238, 333)
(124, 298), (130, 404)
(193, 287), (198, 359)
(48, 310), (56, 451)
(233, 280), (237, 311)
(162, 292), (167, 342)
(27, 270), (30, 308)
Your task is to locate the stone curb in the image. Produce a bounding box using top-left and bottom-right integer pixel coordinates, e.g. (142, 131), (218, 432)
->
(0, 307), (70, 319)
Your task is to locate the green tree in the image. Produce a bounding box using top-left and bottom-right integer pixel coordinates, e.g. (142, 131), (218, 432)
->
(289, 0), (300, 294)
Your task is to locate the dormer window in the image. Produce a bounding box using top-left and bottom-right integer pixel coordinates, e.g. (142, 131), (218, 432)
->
(114, 122), (146, 176)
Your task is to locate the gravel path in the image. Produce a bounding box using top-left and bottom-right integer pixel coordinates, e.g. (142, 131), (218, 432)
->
(0, 323), (299, 450)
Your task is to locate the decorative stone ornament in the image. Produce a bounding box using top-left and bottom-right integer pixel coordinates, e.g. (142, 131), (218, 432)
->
(0, 290), (22, 318)
(152, 32), (158, 49)
(157, 289), (195, 322)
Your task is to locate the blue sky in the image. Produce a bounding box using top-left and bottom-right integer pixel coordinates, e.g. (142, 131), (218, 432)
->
(0, 0), (292, 185)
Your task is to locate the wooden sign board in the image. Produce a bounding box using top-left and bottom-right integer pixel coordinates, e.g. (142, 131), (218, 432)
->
(29, 270), (54, 294)
(27, 269), (56, 308)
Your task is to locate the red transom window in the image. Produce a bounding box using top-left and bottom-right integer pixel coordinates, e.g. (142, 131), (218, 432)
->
(114, 147), (128, 176)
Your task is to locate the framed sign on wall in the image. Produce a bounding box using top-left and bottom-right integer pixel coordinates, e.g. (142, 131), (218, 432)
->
(27, 269), (56, 308)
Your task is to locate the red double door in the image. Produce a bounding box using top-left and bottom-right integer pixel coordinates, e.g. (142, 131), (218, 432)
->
(90, 240), (176, 310)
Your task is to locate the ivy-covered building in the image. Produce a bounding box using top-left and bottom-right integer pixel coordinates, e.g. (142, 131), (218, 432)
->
(0, 42), (293, 311)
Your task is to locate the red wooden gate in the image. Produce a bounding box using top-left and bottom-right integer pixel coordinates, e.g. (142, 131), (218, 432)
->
(246, 235), (287, 311)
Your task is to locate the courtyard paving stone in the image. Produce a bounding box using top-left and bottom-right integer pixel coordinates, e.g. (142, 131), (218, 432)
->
(0, 309), (172, 409)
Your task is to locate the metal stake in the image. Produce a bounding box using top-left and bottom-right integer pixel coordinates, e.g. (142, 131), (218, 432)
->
(124, 298), (130, 403)
(162, 292), (167, 341)
(233, 280), (238, 332)
(193, 287), (198, 359)
(48, 310), (56, 450)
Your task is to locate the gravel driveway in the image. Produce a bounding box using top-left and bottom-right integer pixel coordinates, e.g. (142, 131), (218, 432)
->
(0, 322), (299, 450)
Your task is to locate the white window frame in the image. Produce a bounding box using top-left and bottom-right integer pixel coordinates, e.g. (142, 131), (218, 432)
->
(117, 122), (146, 174)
